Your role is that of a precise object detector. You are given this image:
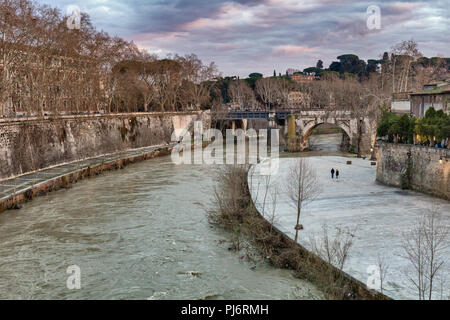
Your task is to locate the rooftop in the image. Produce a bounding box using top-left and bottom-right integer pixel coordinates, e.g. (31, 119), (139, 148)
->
(410, 81), (450, 95)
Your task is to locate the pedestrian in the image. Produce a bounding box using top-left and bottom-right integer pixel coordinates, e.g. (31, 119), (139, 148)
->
(331, 168), (335, 179)
(336, 169), (340, 180)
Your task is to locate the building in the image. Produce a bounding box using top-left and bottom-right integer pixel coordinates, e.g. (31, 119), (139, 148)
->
(290, 73), (314, 84)
(391, 92), (411, 114)
(410, 81), (450, 117)
(288, 91), (308, 109)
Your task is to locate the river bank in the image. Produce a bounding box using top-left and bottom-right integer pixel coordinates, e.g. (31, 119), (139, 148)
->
(0, 144), (175, 214)
(249, 156), (450, 300)
(210, 164), (386, 300)
(0, 150), (322, 299)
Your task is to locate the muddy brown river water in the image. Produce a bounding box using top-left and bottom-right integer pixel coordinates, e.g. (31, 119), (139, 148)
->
(0, 144), (331, 299)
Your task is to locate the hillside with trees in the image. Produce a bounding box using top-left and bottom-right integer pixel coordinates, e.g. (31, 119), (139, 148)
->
(300, 40), (449, 93)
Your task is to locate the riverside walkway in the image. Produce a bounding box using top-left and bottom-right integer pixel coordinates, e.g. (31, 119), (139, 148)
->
(249, 156), (450, 300)
(0, 144), (175, 205)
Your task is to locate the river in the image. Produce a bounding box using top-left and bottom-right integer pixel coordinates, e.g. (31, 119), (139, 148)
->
(0, 150), (324, 299)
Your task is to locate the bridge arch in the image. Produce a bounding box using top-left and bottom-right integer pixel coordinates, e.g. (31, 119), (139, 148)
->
(302, 119), (352, 140)
(215, 119), (247, 134)
(300, 118), (353, 151)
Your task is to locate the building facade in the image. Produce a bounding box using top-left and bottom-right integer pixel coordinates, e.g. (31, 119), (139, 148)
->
(410, 81), (450, 117)
(290, 73), (314, 84)
(287, 91), (308, 109)
(391, 92), (411, 114)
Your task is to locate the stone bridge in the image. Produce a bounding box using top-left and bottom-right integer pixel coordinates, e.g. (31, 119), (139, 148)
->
(291, 110), (377, 156)
(214, 108), (377, 156)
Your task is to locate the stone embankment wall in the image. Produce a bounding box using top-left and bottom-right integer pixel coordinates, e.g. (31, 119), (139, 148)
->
(0, 111), (210, 180)
(376, 142), (450, 200)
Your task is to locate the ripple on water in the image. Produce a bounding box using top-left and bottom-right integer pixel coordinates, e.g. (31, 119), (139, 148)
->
(0, 155), (322, 300)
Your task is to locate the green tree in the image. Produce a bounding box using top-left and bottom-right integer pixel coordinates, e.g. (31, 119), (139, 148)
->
(316, 60), (323, 69)
(303, 67), (323, 76)
(414, 107), (450, 146)
(249, 73), (263, 79)
(377, 110), (415, 143)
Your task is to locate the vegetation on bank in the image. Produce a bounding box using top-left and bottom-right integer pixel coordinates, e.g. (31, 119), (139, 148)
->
(208, 165), (387, 300)
(2, 1), (446, 124)
(377, 107), (450, 147)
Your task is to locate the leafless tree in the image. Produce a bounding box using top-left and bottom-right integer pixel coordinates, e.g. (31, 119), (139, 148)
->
(390, 39), (422, 93)
(0, 0), (219, 117)
(402, 207), (449, 300)
(267, 184), (279, 233)
(255, 77), (278, 109)
(228, 79), (256, 108)
(176, 54), (219, 110)
(308, 224), (356, 271)
(285, 158), (321, 242)
(376, 253), (390, 295)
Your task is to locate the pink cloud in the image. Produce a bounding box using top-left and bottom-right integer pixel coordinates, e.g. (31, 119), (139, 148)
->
(390, 1), (424, 10)
(272, 45), (317, 57)
(183, 17), (232, 30)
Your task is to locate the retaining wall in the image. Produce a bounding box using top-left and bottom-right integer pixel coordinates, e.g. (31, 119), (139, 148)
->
(376, 142), (450, 200)
(0, 111), (210, 180)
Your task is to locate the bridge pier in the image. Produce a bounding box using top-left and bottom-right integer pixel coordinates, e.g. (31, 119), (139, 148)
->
(213, 109), (377, 157)
(242, 119), (248, 132)
(291, 111), (377, 156)
(229, 119), (247, 133)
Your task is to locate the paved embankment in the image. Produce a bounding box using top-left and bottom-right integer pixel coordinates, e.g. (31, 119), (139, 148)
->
(0, 144), (174, 213)
(0, 111), (210, 180)
(249, 156), (450, 300)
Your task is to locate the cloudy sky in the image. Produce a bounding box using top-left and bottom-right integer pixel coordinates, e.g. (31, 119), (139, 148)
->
(46, 0), (449, 78)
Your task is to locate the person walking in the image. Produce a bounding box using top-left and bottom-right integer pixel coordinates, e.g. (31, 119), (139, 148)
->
(331, 168), (335, 179)
(336, 169), (340, 180)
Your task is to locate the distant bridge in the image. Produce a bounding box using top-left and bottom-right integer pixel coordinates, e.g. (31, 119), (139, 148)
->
(213, 108), (377, 156)
(215, 109), (295, 120)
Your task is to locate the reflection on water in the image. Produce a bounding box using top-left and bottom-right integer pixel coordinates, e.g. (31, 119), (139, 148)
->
(309, 133), (343, 152)
(0, 154), (322, 299)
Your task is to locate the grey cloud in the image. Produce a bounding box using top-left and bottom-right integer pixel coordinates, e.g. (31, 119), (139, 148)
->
(44, 0), (449, 77)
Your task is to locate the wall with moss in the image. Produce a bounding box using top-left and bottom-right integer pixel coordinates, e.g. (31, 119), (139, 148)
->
(376, 142), (450, 200)
(0, 111), (210, 180)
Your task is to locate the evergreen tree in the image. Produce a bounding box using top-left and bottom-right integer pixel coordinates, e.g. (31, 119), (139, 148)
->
(316, 60), (323, 69)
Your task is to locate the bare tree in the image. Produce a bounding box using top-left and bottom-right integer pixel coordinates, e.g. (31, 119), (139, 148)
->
(0, 0), (220, 117)
(258, 173), (279, 232)
(176, 53), (219, 110)
(255, 77), (278, 110)
(402, 207), (449, 300)
(285, 158), (321, 242)
(308, 224), (356, 271)
(390, 39), (422, 93)
(267, 184), (278, 233)
(228, 79), (256, 108)
(376, 253), (390, 295)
